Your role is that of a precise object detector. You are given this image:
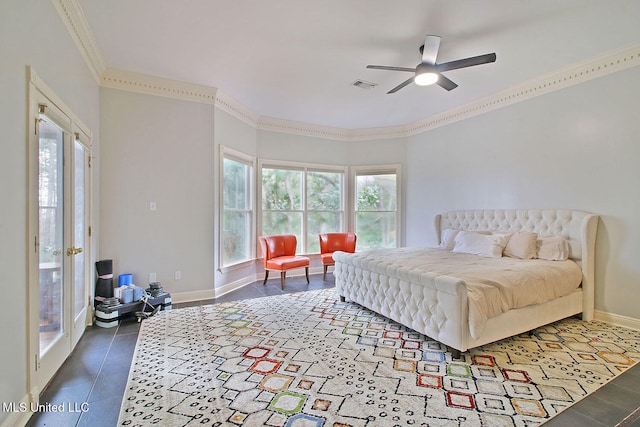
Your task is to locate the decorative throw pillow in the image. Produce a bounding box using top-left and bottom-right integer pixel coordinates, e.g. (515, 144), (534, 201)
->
(440, 228), (459, 251)
(503, 232), (538, 259)
(453, 231), (510, 258)
(537, 236), (569, 261)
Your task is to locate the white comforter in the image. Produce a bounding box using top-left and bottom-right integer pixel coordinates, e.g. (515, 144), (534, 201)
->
(333, 247), (582, 339)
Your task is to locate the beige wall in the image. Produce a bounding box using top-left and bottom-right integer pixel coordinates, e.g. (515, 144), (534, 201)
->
(3, 3), (639, 424)
(405, 66), (640, 323)
(0, 0), (100, 423)
(100, 100), (407, 298)
(100, 89), (215, 296)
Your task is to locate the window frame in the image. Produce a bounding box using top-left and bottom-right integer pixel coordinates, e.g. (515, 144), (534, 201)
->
(258, 159), (347, 255)
(351, 164), (402, 249)
(219, 146), (256, 271)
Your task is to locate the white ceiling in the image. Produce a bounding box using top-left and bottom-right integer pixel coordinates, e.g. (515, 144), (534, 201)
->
(78, 0), (640, 130)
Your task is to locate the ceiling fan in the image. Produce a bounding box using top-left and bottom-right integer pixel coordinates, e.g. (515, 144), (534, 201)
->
(367, 35), (496, 94)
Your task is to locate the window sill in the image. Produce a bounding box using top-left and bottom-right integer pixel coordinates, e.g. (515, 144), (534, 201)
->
(218, 259), (256, 274)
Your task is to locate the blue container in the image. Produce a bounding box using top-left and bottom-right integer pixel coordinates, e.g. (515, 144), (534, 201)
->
(118, 274), (133, 286)
(121, 287), (133, 304)
(132, 286), (144, 301)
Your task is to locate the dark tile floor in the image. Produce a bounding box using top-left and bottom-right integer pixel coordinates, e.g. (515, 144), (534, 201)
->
(25, 274), (334, 427)
(25, 274), (640, 427)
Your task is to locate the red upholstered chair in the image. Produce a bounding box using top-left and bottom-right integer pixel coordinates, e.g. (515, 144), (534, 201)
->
(319, 232), (357, 280)
(259, 235), (310, 290)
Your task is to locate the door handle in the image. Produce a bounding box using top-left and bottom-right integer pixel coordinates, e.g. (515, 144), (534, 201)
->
(66, 247), (83, 256)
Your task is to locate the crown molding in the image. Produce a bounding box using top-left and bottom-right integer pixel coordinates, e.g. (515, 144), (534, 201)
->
(101, 68), (218, 105)
(214, 91), (260, 126)
(405, 42), (640, 136)
(58, 0), (640, 142)
(255, 42), (640, 140)
(51, 0), (105, 83)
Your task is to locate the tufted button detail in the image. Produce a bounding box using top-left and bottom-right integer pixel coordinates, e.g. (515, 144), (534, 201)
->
(441, 209), (587, 260)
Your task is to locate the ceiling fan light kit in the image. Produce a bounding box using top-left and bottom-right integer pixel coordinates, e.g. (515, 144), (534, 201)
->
(414, 63), (439, 86)
(367, 34), (496, 94)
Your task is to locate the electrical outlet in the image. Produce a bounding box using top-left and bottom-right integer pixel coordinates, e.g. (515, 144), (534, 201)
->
(149, 272), (157, 282)
(174, 270), (181, 280)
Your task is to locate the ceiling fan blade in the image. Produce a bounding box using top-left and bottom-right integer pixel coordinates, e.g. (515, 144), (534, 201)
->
(436, 53), (497, 72)
(387, 77), (415, 94)
(436, 74), (458, 91)
(421, 35), (441, 65)
(367, 65), (415, 72)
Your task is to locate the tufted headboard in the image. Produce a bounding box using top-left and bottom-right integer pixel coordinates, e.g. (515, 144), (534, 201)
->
(435, 209), (599, 320)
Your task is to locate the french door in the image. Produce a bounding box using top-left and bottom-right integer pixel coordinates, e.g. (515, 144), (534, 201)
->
(28, 77), (92, 397)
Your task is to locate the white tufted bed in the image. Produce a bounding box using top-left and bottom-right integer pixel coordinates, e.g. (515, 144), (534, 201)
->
(333, 209), (598, 356)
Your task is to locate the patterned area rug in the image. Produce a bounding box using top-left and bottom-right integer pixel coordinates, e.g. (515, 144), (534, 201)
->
(119, 288), (639, 426)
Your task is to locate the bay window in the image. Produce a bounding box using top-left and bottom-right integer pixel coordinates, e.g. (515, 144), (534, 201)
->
(260, 161), (345, 254)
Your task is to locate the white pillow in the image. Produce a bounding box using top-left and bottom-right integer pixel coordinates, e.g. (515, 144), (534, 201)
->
(537, 236), (569, 261)
(440, 228), (459, 251)
(453, 231), (510, 258)
(504, 232), (538, 259)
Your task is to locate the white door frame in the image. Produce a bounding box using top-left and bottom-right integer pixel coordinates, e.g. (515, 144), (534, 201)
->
(27, 68), (93, 401)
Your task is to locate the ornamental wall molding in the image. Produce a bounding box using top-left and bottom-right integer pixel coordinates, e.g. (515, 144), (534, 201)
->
(52, 0), (105, 83)
(55, 0), (640, 141)
(101, 69), (219, 105)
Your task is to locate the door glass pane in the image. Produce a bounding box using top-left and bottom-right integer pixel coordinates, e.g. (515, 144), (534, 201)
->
(73, 140), (86, 317)
(38, 117), (64, 355)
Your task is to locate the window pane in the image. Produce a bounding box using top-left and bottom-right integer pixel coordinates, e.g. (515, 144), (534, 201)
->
(223, 211), (251, 265)
(307, 171), (341, 210)
(261, 165), (344, 253)
(262, 211), (303, 243)
(356, 212), (396, 250)
(307, 212), (342, 253)
(262, 168), (302, 210)
(356, 174), (397, 211)
(223, 158), (249, 210)
(222, 155), (253, 267)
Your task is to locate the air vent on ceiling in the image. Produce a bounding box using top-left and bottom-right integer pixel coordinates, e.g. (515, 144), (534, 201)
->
(352, 79), (378, 90)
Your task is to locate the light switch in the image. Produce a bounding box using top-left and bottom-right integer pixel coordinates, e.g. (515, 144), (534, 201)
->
(150, 201), (157, 211)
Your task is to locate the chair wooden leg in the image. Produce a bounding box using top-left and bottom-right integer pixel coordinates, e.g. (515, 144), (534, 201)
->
(263, 270), (269, 285)
(305, 266), (310, 284)
(280, 271), (286, 290)
(323, 265), (327, 281)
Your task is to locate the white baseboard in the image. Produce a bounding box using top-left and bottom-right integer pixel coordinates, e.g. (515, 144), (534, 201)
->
(212, 274), (261, 300)
(594, 310), (640, 331)
(170, 288), (216, 304)
(0, 394), (33, 427)
(171, 267), (327, 304)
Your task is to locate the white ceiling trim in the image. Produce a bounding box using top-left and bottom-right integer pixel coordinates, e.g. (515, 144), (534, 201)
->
(101, 68), (218, 105)
(215, 91), (261, 125)
(406, 43), (640, 137)
(52, 0), (105, 83)
(57, 0), (640, 141)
